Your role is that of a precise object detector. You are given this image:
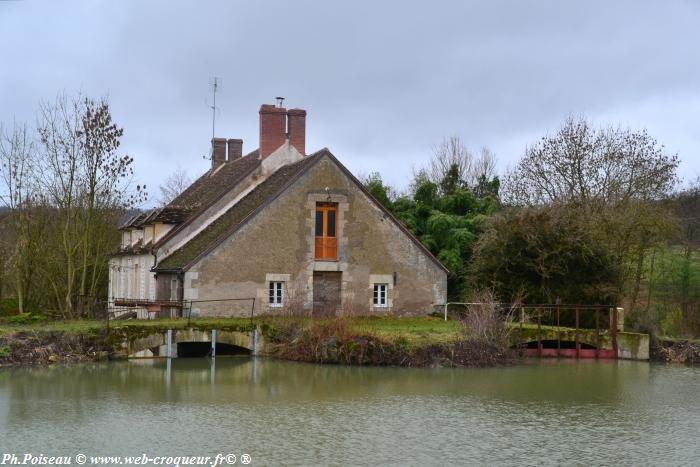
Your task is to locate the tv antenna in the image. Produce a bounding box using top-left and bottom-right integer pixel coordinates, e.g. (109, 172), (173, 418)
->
(209, 77), (221, 142)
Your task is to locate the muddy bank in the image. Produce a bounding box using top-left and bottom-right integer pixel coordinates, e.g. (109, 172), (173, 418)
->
(651, 338), (700, 365)
(268, 336), (518, 368)
(265, 320), (518, 367)
(0, 331), (113, 366)
(0, 318), (518, 368)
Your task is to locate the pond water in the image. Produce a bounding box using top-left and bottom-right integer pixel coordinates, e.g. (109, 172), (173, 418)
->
(1, 358), (699, 466)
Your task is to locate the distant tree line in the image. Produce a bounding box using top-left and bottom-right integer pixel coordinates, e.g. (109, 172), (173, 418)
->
(0, 93), (144, 318)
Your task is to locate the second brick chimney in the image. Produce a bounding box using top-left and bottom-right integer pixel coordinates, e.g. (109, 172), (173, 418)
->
(287, 108), (306, 156)
(259, 104), (287, 159)
(211, 137), (227, 168)
(227, 138), (243, 162)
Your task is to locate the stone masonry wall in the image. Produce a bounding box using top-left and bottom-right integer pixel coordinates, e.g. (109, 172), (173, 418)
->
(185, 155), (447, 317)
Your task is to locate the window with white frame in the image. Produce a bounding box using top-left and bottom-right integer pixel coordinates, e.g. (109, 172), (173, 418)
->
(373, 283), (388, 307)
(269, 281), (284, 307)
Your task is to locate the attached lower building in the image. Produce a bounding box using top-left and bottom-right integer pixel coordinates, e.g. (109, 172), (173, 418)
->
(109, 103), (447, 318)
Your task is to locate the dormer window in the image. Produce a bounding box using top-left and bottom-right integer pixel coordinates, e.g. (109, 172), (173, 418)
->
(122, 231), (131, 249)
(315, 202), (337, 260)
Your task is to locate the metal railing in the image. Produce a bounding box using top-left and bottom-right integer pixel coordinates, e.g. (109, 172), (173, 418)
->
(183, 298), (257, 325)
(105, 297), (258, 323)
(436, 302), (622, 358)
(516, 304), (620, 358)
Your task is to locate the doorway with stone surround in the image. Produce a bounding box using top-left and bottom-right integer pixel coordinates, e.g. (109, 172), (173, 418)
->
(312, 271), (342, 316)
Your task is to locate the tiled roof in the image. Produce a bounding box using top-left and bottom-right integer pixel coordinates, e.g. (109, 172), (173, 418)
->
(155, 151), (325, 270)
(118, 150), (261, 230)
(113, 238), (152, 256)
(162, 151), (260, 216)
(158, 151), (261, 224)
(127, 148), (447, 271)
(155, 148), (448, 273)
(118, 212), (147, 230)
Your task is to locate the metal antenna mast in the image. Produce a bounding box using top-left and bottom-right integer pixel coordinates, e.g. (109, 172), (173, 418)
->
(209, 77), (221, 141)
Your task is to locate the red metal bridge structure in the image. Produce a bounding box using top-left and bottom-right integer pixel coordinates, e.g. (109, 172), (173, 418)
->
(517, 304), (621, 359)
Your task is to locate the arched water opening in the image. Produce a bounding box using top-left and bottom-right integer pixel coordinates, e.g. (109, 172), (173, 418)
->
(177, 342), (251, 358)
(125, 328), (260, 359)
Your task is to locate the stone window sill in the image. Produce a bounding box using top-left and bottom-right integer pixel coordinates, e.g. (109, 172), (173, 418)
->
(313, 260), (342, 272)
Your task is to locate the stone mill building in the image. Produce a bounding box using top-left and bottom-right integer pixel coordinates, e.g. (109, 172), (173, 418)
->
(109, 103), (447, 318)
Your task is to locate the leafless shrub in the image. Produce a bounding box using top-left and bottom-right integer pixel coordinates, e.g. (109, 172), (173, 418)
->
(338, 285), (366, 318)
(283, 279), (309, 317)
(459, 290), (515, 351)
(653, 339), (700, 365)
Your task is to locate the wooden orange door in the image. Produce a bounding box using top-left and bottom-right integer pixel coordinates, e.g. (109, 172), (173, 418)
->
(315, 203), (338, 259)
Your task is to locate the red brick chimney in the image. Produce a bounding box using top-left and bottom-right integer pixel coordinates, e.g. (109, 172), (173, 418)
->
(227, 138), (242, 162)
(211, 137), (227, 168)
(259, 104), (287, 159)
(287, 108), (306, 155)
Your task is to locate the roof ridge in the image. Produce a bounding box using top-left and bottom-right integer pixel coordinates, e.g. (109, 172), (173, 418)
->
(145, 152), (262, 230)
(155, 152), (323, 271)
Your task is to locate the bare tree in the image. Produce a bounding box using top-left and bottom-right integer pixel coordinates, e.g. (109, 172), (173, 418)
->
(501, 115), (680, 304)
(158, 166), (192, 205)
(36, 93), (145, 317)
(426, 136), (474, 187)
(472, 147), (498, 183)
(418, 136), (499, 193)
(502, 116), (679, 209)
(0, 122), (36, 313)
(669, 178), (700, 317)
(674, 178), (700, 250)
(0, 93), (146, 318)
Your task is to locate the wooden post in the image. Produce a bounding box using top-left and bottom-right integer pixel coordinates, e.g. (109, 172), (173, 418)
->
(537, 309), (542, 357)
(595, 308), (600, 359)
(612, 307), (619, 358)
(575, 305), (580, 359)
(520, 307), (524, 351)
(556, 305), (561, 358)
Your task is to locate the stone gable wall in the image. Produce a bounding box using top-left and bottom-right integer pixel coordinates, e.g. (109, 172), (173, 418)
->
(185, 155), (447, 317)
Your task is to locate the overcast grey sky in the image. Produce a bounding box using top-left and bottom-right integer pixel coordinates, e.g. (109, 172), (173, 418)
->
(1, 0), (699, 203)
